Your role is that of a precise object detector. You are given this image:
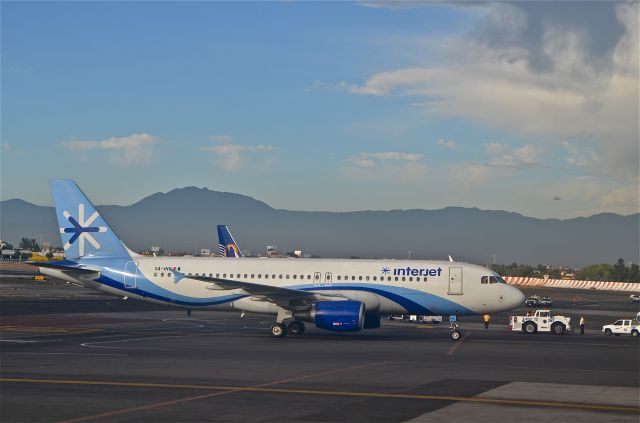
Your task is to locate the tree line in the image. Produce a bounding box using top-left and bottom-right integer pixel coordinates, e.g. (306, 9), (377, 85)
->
(490, 258), (640, 283)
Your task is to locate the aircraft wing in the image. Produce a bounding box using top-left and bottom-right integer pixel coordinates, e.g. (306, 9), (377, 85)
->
(173, 270), (343, 308)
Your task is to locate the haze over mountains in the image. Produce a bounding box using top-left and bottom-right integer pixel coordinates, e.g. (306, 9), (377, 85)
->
(1, 187), (638, 267)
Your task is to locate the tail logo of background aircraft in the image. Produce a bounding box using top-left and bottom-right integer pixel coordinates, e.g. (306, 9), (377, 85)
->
(225, 243), (239, 257)
(59, 203), (107, 256)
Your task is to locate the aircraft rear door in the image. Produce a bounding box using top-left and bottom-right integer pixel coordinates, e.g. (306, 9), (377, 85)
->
(313, 272), (321, 286)
(448, 267), (463, 295)
(124, 261), (138, 289)
(325, 272), (332, 286)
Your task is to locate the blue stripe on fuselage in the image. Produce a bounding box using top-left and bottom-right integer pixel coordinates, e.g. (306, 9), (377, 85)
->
(292, 283), (474, 316)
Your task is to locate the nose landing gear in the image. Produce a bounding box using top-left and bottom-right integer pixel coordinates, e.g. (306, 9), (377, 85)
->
(449, 322), (462, 341)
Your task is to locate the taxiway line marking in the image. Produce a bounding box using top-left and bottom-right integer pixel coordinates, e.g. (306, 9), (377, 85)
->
(49, 361), (388, 423)
(446, 332), (470, 356)
(1, 377), (638, 414)
(0, 325), (99, 334)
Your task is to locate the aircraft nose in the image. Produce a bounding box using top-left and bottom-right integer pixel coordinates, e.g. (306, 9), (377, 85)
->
(509, 286), (526, 309)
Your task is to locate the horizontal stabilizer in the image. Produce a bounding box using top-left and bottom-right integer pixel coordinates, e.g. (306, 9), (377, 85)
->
(26, 260), (98, 274)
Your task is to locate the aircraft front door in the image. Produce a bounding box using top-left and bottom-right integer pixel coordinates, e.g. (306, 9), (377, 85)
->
(325, 272), (332, 286)
(448, 267), (463, 295)
(313, 272), (321, 286)
(124, 261), (138, 289)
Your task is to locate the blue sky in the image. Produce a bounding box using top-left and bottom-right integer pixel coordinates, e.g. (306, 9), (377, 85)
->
(2, 1), (638, 218)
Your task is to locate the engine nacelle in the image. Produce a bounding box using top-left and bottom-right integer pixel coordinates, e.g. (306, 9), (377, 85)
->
(294, 301), (365, 332)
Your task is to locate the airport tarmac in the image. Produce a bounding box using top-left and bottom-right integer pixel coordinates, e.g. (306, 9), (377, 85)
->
(1, 275), (639, 422)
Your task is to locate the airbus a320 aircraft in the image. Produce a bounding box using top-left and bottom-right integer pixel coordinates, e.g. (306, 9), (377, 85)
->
(32, 180), (525, 340)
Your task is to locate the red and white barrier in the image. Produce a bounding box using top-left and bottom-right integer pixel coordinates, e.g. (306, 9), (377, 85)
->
(504, 276), (640, 292)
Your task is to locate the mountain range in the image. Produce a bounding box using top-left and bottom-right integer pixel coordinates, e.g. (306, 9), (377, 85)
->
(1, 187), (638, 267)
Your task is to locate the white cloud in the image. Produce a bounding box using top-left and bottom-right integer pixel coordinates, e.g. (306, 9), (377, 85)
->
(347, 151), (423, 167)
(436, 138), (459, 150)
(448, 162), (493, 190)
(322, 2), (639, 181)
(2, 143), (11, 151)
(62, 133), (158, 164)
(484, 142), (545, 168)
(345, 151), (426, 181)
(562, 141), (600, 168)
(199, 135), (273, 171)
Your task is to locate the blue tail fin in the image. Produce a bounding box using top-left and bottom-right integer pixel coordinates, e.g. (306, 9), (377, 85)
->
(51, 180), (130, 259)
(217, 225), (243, 257)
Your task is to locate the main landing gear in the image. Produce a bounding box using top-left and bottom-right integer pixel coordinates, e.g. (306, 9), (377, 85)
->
(269, 320), (306, 338)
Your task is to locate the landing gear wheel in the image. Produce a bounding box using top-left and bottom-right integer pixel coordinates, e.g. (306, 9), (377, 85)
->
(450, 330), (461, 341)
(270, 323), (287, 338)
(288, 320), (305, 335)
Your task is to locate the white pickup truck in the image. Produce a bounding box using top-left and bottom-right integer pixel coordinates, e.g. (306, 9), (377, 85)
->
(509, 309), (571, 335)
(601, 320), (639, 337)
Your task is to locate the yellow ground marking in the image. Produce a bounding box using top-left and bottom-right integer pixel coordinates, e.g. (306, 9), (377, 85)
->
(1, 377), (637, 414)
(0, 326), (99, 334)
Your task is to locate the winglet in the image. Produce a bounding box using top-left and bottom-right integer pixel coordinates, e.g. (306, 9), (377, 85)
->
(448, 255), (454, 262)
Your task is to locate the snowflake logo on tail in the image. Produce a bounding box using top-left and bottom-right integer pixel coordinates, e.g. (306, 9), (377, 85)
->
(60, 203), (107, 256)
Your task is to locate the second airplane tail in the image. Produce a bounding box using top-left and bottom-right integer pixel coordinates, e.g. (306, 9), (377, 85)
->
(217, 225), (243, 257)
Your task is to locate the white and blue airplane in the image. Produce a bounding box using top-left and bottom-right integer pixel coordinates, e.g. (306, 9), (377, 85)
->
(32, 180), (525, 339)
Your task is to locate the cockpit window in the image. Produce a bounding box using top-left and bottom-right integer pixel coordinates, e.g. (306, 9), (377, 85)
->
(483, 276), (507, 284)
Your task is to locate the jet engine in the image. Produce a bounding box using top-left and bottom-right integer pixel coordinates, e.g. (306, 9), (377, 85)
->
(294, 301), (365, 332)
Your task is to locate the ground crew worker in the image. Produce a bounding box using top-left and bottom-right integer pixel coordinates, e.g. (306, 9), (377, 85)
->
(483, 314), (491, 329)
(579, 316), (585, 334)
